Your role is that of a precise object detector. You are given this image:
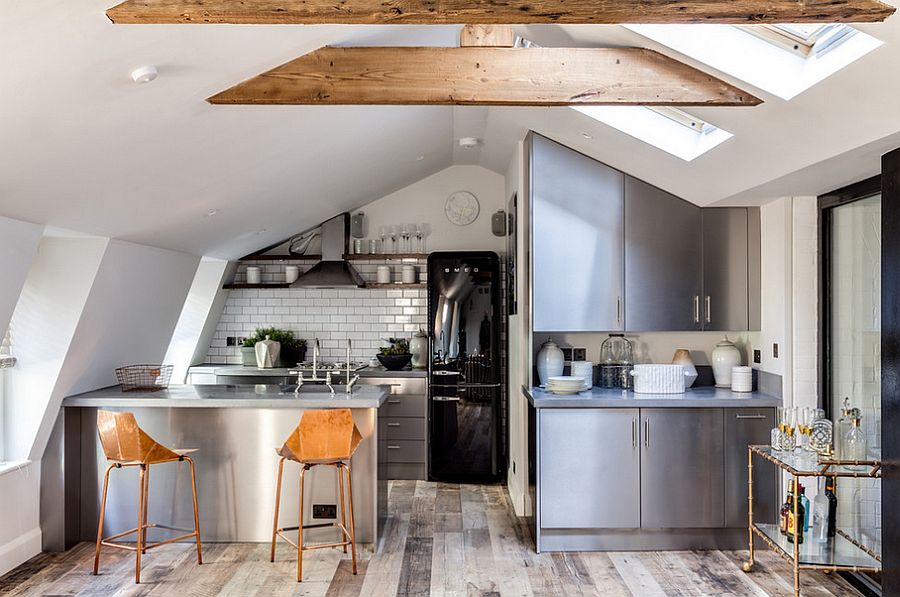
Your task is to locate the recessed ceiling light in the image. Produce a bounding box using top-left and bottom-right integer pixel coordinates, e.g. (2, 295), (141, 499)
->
(131, 65), (158, 84)
(415, 155), (425, 161)
(206, 209), (218, 217)
(581, 132), (593, 140)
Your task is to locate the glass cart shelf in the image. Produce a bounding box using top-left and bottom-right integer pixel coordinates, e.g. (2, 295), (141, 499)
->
(743, 445), (882, 597)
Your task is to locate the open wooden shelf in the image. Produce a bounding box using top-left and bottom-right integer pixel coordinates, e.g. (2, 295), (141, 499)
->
(239, 255), (321, 262)
(343, 253), (428, 261)
(366, 283), (426, 289)
(223, 283), (291, 289)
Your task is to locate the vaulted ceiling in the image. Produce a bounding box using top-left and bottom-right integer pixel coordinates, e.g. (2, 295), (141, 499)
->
(1, 1), (898, 259)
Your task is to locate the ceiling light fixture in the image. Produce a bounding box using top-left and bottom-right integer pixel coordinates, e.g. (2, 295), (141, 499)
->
(581, 132), (593, 140)
(206, 209), (218, 216)
(458, 137), (481, 149)
(131, 65), (158, 84)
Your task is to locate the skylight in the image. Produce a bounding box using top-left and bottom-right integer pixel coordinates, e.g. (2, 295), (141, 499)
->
(572, 106), (733, 162)
(625, 23), (882, 100)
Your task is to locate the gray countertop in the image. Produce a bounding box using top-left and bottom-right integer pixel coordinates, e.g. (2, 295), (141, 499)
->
(63, 384), (390, 409)
(189, 365), (427, 378)
(524, 385), (781, 408)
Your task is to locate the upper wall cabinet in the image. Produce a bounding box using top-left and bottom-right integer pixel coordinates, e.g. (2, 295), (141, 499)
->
(531, 134), (625, 332)
(703, 209), (751, 331)
(624, 177), (703, 332)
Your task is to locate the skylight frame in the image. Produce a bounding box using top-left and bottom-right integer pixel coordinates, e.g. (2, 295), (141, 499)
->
(742, 23), (857, 57)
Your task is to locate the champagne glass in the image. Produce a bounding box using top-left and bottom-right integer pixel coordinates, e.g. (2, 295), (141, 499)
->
(785, 407), (797, 453)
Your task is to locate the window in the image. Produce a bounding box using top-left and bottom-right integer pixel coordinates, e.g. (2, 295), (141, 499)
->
(573, 105), (733, 161)
(625, 23), (882, 100)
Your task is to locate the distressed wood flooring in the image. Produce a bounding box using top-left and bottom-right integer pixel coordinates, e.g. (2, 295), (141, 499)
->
(0, 481), (862, 596)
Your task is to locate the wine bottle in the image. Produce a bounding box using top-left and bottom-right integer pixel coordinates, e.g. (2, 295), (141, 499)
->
(825, 477), (838, 538)
(787, 481), (805, 544)
(812, 478), (829, 542)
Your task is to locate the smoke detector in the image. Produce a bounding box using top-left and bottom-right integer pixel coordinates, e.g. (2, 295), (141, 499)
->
(131, 65), (158, 84)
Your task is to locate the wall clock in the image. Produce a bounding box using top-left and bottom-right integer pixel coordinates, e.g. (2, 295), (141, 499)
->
(445, 191), (480, 226)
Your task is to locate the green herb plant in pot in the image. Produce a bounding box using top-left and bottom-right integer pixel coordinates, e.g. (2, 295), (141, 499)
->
(377, 338), (412, 371)
(242, 328), (307, 367)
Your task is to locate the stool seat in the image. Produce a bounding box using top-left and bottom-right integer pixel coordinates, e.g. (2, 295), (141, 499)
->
(93, 411), (203, 584)
(271, 408), (361, 582)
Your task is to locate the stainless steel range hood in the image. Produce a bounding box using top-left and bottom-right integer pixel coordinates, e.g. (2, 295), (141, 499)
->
(290, 213), (366, 288)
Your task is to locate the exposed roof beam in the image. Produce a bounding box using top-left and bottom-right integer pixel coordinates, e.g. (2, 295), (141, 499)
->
(106, 0), (895, 25)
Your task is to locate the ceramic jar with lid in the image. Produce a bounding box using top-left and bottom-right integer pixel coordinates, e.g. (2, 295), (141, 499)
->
(410, 329), (429, 369)
(536, 338), (564, 386)
(255, 335), (281, 369)
(711, 336), (741, 387)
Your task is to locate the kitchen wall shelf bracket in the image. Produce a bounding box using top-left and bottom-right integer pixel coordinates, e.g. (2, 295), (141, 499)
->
(743, 445), (882, 596)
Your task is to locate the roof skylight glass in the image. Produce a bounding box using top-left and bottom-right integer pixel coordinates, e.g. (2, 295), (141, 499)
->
(572, 106), (733, 162)
(625, 23), (882, 100)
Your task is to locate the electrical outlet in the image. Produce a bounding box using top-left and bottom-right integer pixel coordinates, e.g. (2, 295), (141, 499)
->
(226, 336), (236, 347)
(753, 349), (761, 364)
(773, 343), (779, 359)
(237, 336), (246, 345)
(572, 347), (587, 362)
(313, 504), (337, 519)
(512, 461), (516, 474)
(561, 347), (573, 362)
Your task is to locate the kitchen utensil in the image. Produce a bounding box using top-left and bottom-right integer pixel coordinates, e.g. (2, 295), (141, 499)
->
(631, 364), (688, 394)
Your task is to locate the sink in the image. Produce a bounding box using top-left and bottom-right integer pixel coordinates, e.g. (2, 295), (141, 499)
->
(278, 384), (356, 395)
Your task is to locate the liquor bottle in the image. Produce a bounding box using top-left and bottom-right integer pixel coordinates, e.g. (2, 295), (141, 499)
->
(799, 484), (810, 533)
(780, 480), (794, 535)
(812, 478), (829, 542)
(824, 477), (838, 538)
(787, 481), (805, 544)
(845, 416), (867, 470)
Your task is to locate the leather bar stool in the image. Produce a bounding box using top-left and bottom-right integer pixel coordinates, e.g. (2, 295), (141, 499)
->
(93, 410), (202, 583)
(271, 408), (362, 582)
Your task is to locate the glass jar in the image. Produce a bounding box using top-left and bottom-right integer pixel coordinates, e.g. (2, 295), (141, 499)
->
(599, 334), (634, 389)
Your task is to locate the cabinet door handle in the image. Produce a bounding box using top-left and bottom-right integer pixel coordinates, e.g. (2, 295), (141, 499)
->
(693, 296), (700, 324)
(632, 418), (637, 448)
(616, 297), (622, 324)
(735, 414), (767, 420)
(705, 296), (712, 324)
(387, 445), (401, 450)
(387, 422), (401, 427)
(643, 419), (650, 448)
(388, 399), (402, 404)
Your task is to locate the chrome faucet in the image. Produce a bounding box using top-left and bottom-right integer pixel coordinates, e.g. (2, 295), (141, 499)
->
(312, 337), (321, 380)
(345, 338), (359, 394)
(325, 371), (335, 395)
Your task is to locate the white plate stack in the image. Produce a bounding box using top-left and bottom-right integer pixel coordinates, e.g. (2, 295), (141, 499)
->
(731, 366), (753, 393)
(544, 375), (591, 395)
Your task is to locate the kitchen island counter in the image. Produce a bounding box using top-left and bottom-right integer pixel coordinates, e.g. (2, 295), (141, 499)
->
(525, 385), (781, 408)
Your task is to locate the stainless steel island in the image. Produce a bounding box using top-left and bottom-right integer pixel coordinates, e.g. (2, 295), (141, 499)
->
(525, 386), (782, 552)
(42, 384), (390, 552)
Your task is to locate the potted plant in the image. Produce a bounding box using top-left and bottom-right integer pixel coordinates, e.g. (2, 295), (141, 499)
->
(242, 328), (307, 367)
(377, 338), (412, 371)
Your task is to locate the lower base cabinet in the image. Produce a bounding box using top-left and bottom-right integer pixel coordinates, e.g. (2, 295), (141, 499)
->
(360, 377), (428, 481)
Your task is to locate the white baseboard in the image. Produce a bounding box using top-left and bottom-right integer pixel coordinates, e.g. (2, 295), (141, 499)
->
(0, 527), (42, 577)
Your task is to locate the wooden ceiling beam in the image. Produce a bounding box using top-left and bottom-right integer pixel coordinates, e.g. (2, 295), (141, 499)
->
(106, 0), (895, 25)
(206, 46), (761, 107)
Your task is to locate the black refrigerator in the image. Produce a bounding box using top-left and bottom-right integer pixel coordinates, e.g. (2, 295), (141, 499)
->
(427, 251), (503, 482)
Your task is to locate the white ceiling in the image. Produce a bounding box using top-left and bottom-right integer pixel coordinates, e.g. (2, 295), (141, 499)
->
(1, 1), (898, 258)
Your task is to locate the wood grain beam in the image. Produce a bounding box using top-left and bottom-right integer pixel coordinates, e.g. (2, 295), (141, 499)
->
(106, 0), (895, 25)
(206, 47), (761, 107)
(460, 25), (515, 47)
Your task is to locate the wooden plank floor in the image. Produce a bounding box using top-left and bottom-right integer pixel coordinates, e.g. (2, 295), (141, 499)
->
(0, 481), (862, 596)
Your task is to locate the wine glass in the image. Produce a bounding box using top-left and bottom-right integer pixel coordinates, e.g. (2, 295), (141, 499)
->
(388, 225), (398, 253)
(379, 226), (388, 254)
(400, 224), (410, 254)
(415, 224), (424, 253)
(784, 407), (797, 453)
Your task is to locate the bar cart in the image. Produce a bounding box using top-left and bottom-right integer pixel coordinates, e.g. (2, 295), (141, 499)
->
(742, 445), (882, 596)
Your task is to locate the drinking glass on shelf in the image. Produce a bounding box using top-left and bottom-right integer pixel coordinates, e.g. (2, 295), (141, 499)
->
(784, 407), (797, 453)
(400, 224), (410, 253)
(415, 224), (424, 253)
(379, 226), (388, 254)
(389, 225), (398, 253)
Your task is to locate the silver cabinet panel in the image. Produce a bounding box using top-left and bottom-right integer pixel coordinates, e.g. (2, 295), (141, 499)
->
(532, 134), (625, 331)
(725, 408), (777, 527)
(702, 208), (750, 331)
(539, 408), (640, 529)
(640, 408), (725, 528)
(624, 176), (702, 331)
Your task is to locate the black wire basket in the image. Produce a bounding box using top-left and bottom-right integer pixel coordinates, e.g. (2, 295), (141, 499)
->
(115, 364), (173, 392)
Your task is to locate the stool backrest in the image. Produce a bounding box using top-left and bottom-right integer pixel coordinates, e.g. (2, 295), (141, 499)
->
(280, 408), (363, 464)
(97, 410), (179, 464)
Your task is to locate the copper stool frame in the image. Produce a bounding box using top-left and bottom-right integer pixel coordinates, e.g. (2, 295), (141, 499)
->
(270, 458), (358, 582)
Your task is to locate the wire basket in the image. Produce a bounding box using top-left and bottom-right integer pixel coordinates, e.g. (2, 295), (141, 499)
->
(115, 364), (173, 392)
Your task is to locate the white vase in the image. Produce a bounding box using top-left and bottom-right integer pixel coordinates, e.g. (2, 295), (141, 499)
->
(711, 336), (741, 388)
(410, 330), (429, 369)
(255, 335), (281, 369)
(672, 349), (698, 389)
(536, 338), (564, 386)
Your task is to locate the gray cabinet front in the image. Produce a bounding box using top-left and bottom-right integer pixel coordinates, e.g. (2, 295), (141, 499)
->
(725, 408), (777, 527)
(702, 208), (750, 331)
(640, 408), (725, 528)
(540, 408), (639, 529)
(531, 134), (625, 332)
(624, 176), (702, 331)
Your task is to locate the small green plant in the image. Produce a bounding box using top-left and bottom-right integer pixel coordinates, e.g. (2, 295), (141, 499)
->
(242, 327), (307, 351)
(378, 338), (410, 355)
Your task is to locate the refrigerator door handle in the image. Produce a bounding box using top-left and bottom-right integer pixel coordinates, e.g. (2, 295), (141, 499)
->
(432, 396), (461, 402)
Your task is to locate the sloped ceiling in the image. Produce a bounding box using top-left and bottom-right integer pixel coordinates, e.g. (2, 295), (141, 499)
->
(1, 1), (898, 259)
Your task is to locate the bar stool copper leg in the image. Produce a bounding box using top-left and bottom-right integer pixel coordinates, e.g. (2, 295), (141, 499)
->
(271, 457), (285, 563)
(342, 463), (357, 575)
(337, 463), (348, 554)
(142, 465), (150, 554)
(186, 457), (203, 565)
(135, 464), (146, 584)
(93, 464), (114, 575)
(297, 465), (307, 583)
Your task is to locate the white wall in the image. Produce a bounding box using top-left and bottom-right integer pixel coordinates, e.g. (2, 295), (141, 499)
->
(0, 217), (43, 337)
(791, 197), (819, 406)
(358, 165), (506, 254)
(0, 463), (40, 576)
(758, 198), (794, 396)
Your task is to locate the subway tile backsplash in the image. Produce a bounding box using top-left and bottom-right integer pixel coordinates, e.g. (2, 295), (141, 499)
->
(206, 286), (428, 364)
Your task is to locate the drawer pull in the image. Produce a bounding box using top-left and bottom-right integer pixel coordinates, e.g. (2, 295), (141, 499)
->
(388, 399), (402, 404)
(387, 445), (401, 449)
(735, 414), (767, 420)
(387, 423), (401, 427)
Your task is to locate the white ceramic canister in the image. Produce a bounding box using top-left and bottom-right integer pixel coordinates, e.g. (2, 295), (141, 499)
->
(402, 265), (416, 284)
(284, 265), (300, 283)
(255, 335), (281, 369)
(711, 336), (741, 387)
(409, 329), (429, 369)
(376, 265), (391, 284)
(246, 266), (261, 284)
(731, 366), (753, 392)
(536, 338), (565, 386)
(672, 348), (699, 389)
(570, 361), (594, 389)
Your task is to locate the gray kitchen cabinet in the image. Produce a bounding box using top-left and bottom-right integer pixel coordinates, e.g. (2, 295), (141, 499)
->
(725, 408), (777, 527)
(702, 208), (751, 331)
(531, 133), (625, 332)
(624, 176), (703, 331)
(539, 408), (640, 529)
(640, 408), (725, 528)
(358, 377), (427, 480)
